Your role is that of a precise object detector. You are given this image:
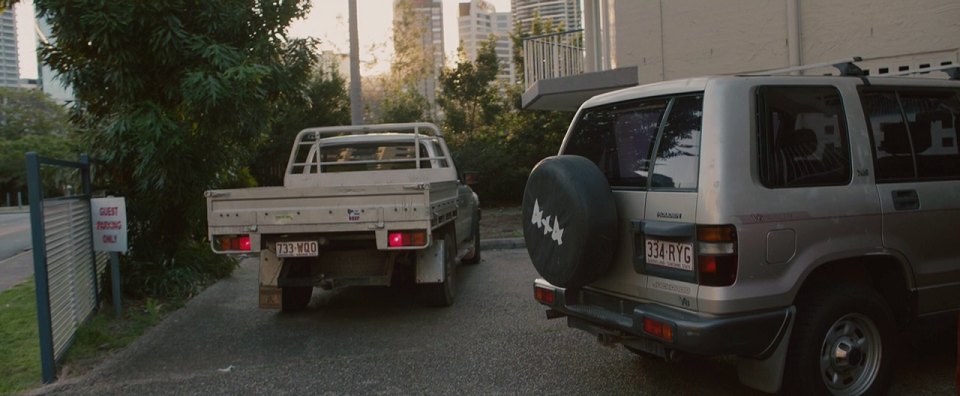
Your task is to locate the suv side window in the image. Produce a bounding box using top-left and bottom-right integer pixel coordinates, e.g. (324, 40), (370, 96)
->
(861, 88), (960, 181)
(564, 95), (703, 189)
(651, 95), (703, 190)
(757, 86), (852, 188)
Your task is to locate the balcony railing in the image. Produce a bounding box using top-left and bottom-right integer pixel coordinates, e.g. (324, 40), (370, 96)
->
(522, 29), (584, 89)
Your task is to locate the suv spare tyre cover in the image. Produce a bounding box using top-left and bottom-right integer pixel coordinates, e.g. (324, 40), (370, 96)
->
(522, 155), (619, 289)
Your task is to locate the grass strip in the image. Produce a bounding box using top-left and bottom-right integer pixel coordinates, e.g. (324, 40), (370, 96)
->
(0, 280), (41, 394)
(0, 278), (167, 394)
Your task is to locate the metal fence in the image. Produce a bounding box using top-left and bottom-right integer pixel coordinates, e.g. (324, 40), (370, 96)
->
(522, 29), (585, 89)
(26, 152), (107, 383)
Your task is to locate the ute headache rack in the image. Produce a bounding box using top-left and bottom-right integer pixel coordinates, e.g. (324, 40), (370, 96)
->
(286, 122), (449, 175)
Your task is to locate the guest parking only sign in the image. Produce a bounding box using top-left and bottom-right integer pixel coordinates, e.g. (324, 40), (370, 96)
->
(91, 197), (127, 252)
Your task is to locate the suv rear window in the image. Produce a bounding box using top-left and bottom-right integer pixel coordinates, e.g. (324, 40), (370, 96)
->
(860, 88), (960, 181)
(757, 86), (852, 188)
(563, 94), (704, 190)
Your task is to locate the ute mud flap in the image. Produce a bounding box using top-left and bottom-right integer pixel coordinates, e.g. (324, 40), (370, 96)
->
(260, 286), (282, 309)
(416, 236), (445, 284)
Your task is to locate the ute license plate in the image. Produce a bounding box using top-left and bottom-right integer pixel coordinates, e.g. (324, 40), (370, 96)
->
(645, 239), (694, 271)
(275, 241), (319, 257)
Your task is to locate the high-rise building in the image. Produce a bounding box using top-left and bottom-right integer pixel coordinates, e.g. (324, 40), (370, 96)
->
(0, 8), (20, 87)
(35, 16), (73, 104)
(458, 0), (515, 84)
(393, 0), (444, 112)
(511, 0), (581, 34)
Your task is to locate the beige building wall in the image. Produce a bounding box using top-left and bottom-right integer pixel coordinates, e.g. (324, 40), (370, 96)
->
(607, 0), (960, 84)
(799, 0), (960, 73)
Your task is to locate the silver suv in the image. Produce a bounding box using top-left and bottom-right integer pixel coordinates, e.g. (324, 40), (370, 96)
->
(523, 65), (960, 394)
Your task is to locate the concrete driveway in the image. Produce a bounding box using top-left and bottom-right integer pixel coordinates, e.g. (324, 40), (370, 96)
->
(35, 249), (957, 395)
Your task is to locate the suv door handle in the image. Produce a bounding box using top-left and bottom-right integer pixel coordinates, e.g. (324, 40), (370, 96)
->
(892, 189), (920, 210)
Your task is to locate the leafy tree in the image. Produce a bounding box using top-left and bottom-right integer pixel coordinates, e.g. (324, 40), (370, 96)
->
(0, 87), (79, 200)
(27, 0), (318, 298)
(0, 87), (73, 140)
(447, 83), (573, 204)
(377, 87), (431, 123)
(438, 39), (502, 135)
(439, 15), (576, 204)
(250, 62), (351, 186)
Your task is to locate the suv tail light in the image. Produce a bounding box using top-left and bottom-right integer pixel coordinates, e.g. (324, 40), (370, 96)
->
(214, 235), (252, 251)
(642, 317), (675, 342)
(534, 285), (556, 305)
(697, 225), (737, 286)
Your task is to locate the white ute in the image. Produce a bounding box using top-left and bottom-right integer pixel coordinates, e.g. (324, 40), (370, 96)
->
(205, 123), (481, 311)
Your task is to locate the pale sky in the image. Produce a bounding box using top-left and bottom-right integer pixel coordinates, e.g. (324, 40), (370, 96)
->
(16, 0), (512, 79)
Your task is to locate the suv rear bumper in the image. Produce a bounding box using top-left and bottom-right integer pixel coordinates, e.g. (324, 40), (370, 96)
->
(534, 278), (794, 358)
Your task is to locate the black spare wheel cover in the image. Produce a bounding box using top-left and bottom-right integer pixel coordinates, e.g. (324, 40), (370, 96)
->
(523, 155), (619, 289)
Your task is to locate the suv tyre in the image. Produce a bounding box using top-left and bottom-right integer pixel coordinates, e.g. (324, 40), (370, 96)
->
(462, 211), (481, 265)
(783, 284), (895, 395)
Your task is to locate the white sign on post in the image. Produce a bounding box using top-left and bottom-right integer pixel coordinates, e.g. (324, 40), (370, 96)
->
(91, 197), (128, 252)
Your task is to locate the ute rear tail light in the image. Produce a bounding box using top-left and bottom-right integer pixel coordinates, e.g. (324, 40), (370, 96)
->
(697, 225), (738, 286)
(387, 230), (428, 248)
(215, 235), (252, 251)
(534, 285), (556, 305)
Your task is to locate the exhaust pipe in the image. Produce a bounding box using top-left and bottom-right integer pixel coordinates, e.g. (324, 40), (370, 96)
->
(545, 309), (566, 320)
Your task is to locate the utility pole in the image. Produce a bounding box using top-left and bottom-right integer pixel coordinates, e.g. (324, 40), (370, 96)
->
(349, 0), (363, 125)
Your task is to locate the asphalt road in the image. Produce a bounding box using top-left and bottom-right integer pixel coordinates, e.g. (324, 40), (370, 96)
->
(0, 212), (31, 261)
(39, 249), (957, 395)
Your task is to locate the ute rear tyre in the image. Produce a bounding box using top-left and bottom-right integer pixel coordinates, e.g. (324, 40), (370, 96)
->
(522, 155), (619, 288)
(420, 232), (456, 307)
(281, 286), (312, 312)
(782, 284), (895, 396)
(462, 212), (481, 265)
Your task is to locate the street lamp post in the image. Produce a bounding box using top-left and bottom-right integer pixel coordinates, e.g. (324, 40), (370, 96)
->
(348, 0), (363, 125)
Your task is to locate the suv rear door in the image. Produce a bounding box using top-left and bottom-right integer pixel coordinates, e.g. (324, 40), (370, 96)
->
(860, 86), (960, 314)
(561, 93), (704, 309)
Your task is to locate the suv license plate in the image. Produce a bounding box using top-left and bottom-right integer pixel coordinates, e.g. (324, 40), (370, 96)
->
(275, 241), (319, 257)
(645, 239), (694, 271)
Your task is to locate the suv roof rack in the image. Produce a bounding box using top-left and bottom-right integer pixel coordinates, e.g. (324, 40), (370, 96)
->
(883, 64), (960, 80)
(742, 56), (865, 77)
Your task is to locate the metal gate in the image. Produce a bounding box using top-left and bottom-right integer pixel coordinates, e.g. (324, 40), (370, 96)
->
(26, 152), (108, 383)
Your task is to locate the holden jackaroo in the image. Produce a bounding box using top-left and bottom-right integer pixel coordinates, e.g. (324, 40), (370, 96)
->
(522, 62), (960, 395)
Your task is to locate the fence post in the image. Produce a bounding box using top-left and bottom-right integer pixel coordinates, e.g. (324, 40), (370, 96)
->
(111, 252), (121, 317)
(26, 152), (56, 384)
(80, 154), (101, 310)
